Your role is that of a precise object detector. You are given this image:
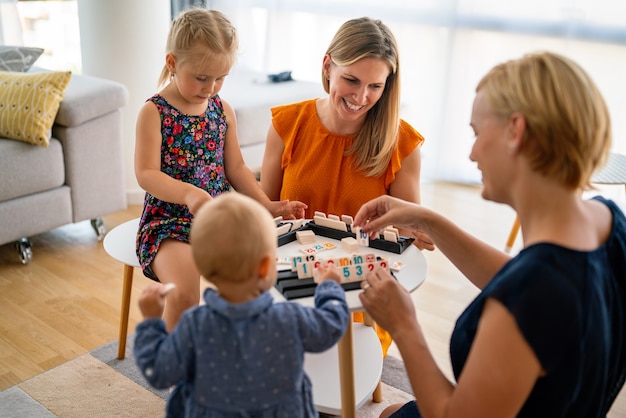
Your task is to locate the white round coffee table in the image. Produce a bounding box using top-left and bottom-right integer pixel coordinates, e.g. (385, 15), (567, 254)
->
(104, 217), (428, 417)
(274, 234), (427, 417)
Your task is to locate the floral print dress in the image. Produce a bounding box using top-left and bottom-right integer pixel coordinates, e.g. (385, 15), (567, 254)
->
(136, 94), (231, 281)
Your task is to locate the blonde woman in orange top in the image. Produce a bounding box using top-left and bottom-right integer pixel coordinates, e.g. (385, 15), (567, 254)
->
(261, 17), (434, 357)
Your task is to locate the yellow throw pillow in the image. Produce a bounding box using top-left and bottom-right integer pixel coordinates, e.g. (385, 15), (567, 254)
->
(0, 70), (71, 146)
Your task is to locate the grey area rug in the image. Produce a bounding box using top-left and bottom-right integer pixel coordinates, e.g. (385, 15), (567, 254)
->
(0, 336), (414, 418)
(91, 336), (414, 399)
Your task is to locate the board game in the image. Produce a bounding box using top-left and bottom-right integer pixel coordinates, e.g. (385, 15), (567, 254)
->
(274, 212), (415, 299)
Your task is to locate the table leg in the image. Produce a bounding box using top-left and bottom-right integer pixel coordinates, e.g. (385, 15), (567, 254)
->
(338, 321), (356, 418)
(372, 379), (384, 403)
(117, 264), (134, 360)
(363, 311), (384, 403)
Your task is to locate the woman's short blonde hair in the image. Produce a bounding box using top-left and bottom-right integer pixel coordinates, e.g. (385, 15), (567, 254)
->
(477, 51), (611, 190)
(158, 8), (238, 88)
(190, 192), (276, 283)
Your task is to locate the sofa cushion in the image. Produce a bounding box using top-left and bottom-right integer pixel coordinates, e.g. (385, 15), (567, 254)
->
(54, 73), (129, 127)
(0, 46), (43, 72)
(0, 70), (71, 146)
(0, 186), (72, 245)
(0, 137), (65, 201)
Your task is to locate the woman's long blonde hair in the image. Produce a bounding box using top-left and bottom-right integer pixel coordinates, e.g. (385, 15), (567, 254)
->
(158, 8), (238, 88)
(323, 17), (401, 177)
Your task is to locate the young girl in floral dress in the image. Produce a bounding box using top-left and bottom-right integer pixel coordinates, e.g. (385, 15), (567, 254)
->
(134, 8), (306, 331)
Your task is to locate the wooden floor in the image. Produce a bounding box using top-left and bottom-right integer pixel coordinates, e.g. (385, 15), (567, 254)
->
(1, 180), (624, 416)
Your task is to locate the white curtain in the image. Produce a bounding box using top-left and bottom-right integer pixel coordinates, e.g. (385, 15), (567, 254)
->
(209, 0), (626, 183)
(171, 0), (207, 19)
(0, 0), (23, 45)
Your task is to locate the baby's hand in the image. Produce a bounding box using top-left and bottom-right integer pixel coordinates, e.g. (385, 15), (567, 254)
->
(138, 283), (174, 319)
(268, 199), (307, 220)
(313, 264), (342, 284)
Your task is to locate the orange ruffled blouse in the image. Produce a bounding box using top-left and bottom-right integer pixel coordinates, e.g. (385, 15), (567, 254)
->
(272, 99), (425, 357)
(272, 99), (425, 219)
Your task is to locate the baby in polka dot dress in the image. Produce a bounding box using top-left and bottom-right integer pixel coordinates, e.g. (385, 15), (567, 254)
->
(134, 192), (349, 418)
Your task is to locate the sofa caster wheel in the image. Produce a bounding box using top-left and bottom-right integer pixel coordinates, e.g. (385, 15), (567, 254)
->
(15, 238), (32, 264)
(91, 217), (106, 241)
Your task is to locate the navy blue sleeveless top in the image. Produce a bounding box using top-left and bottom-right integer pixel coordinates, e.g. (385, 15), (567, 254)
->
(452, 196), (626, 417)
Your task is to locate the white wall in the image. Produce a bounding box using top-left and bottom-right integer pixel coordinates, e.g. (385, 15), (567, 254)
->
(0, 0), (23, 45)
(77, 0), (170, 205)
(22, 1), (626, 201)
(214, 1), (626, 184)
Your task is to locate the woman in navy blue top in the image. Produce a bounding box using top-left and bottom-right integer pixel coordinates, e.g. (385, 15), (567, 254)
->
(353, 51), (626, 418)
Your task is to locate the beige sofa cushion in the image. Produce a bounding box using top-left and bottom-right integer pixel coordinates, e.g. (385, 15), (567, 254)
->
(54, 73), (128, 127)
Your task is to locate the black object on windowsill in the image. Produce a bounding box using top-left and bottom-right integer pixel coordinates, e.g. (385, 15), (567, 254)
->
(268, 71), (293, 83)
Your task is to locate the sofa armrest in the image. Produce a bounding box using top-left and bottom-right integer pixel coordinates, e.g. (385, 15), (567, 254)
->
(50, 72), (129, 223)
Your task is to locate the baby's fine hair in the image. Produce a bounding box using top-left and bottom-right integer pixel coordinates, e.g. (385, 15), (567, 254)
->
(158, 8), (238, 87)
(477, 51), (611, 190)
(190, 192), (276, 283)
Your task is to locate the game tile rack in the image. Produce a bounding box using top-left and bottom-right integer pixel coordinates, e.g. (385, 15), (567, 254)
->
(276, 218), (415, 254)
(274, 216), (407, 300)
(274, 270), (365, 300)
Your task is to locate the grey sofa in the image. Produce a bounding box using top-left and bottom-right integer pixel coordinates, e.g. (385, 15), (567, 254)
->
(0, 71), (129, 263)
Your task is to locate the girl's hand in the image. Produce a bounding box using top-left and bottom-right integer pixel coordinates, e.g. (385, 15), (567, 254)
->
(267, 199), (308, 220)
(185, 188), (212, 215)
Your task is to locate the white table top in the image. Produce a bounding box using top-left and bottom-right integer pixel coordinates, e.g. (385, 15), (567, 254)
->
(103, 218), (430, 306)
(103, 218), (140, 268)
(276, 230), (426, 414)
